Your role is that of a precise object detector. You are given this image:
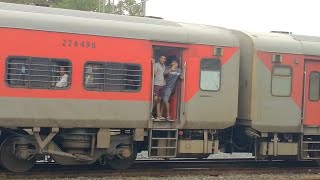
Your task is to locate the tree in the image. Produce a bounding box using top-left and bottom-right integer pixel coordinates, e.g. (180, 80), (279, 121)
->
(53, 0), (144, 16)
(53, 0), (99, 12)
(115, 0), (143, 16)
(0, 0), (143, 16)
(0, 0), (54, 6)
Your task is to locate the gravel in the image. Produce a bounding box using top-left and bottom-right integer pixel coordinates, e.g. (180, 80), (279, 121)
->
(18, 173), (320, 180)
(136, 151), (254, 160)
(13, 152), (317, 180)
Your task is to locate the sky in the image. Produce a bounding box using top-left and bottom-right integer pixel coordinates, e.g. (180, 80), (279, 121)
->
(145, 0), (320, 36)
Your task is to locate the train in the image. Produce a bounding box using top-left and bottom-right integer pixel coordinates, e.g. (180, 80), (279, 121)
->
(0, 2), (320, 172)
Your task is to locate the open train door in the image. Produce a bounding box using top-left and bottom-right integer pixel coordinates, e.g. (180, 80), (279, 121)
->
(150, 45), (185, 122)
(148, 44), (187, 158)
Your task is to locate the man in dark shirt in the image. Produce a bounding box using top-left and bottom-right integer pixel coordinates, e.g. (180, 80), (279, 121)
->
(163, 60), (183, 120)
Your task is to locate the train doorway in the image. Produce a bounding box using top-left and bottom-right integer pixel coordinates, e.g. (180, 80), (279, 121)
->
(151, 46), (184, 122)
(303, 60), (320, 126)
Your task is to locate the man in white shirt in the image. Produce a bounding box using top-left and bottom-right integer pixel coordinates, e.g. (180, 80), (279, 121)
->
(152, 56), (166, 120)
(55, 66), (68, 88)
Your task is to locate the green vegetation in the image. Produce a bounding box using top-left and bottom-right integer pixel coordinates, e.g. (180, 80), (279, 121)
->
(0, 0), (144, 16)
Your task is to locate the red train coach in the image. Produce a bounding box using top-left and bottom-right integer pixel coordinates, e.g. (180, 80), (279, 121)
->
(0, 3), (239, 172)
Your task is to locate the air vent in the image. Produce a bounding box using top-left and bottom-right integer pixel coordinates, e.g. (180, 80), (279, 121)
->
(272, 54), (282, 63)
(144, 16), (163, 19)
(213, 47), (223, 56)
(270, 31), (292, 34)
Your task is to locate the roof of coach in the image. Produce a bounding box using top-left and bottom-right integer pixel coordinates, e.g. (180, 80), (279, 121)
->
(235, 31), (320, 56)
(236, 31), (302, 54)
(290, 34), (320, 56)
(0, 2), (238, 47)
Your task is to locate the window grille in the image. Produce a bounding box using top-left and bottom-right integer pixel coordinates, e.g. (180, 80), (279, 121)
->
(6, 57), (71, 89)
(84, 62), (142, 92)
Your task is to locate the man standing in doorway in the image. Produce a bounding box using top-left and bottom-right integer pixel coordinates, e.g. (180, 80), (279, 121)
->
(163, 60), (183, 120)
(152, 56), (166, 120)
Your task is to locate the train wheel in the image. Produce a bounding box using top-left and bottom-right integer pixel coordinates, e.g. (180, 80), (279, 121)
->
(0, 136), (36, 172)
(108, 146), (137, 170)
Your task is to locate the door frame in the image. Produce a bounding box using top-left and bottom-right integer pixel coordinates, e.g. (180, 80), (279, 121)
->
(302, 59), (320, 126)
(151, 45), (185, 121)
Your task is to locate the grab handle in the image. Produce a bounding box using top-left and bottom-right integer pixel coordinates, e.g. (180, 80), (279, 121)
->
(150, 60), (155, 113)
(182, 61), (187, 115)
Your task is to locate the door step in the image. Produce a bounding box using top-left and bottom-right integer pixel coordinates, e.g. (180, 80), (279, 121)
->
(148, 129), (178, 158)
(301, 136), (320, 160)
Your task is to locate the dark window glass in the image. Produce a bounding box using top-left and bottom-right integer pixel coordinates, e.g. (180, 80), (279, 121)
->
(271, 66), (292, 97)
(6, 57), (71, 89)
(200, 59), (221, 91)
(309, 72), (320, 101)
(6, 57), (28, 87)
(84, 62), (141, 92)
(29, 57), (51, 88)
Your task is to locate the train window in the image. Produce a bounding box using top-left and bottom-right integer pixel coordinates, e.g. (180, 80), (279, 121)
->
(200, 59), (221, 91)
(271, 66), (292, 97)
(6, 57), (71, 89)
(309, 72), (320, 101)
(6, 57), (29, 87)
(84, 62), (142, 92)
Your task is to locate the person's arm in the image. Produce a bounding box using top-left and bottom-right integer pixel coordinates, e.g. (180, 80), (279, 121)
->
(164, 67), (172, 76)
(55, 74), (68, 88)
(180, 69), (184, 79)
(152, 60), (158, 77)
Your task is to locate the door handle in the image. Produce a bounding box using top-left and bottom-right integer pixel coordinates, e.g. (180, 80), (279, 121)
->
(150, 59), (155, 113)
(182, 61), (187, 115)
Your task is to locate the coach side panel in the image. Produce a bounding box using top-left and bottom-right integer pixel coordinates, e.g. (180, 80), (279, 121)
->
(251, 52), (304, 132)
(0, 28), (152, 128)
(184, 44), (240, 129)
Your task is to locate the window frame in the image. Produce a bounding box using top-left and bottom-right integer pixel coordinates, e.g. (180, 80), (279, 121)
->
(5, 56), (72, 90)
(199, 58), (222, 92)
(308, 71), (320, 102)
(271, 65), (292, 97)
(83, 61), (142, 93)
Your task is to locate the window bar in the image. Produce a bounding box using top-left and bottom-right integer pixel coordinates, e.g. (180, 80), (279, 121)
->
(27, 58), (31, 88)
(48, 60), (52, 89)
(120, 63), (124, 92)
(103, 63), (107, 91)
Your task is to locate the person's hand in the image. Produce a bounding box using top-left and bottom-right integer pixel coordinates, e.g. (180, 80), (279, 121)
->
(151, 59), (155, 64)
(172, 64), (178, 70)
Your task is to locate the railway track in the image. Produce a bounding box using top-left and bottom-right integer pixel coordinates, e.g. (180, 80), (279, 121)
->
(0, 159), (319, 179)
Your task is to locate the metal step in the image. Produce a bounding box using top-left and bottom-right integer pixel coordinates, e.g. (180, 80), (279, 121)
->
(301, 136), (320, 160)
(303, 141), (320, 144)
(303, 157), (320, 160)
(151, 138), (177, 140)
(148, 129), (178, 158)
(303, 149), (320, 152)
(151, 147), (177, 149)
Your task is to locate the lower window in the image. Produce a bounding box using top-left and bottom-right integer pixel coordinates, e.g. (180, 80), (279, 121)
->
(309, 72), (320, 101)
(200, 58), (221, 91)
(84, 62), (142, 92)
(6, 56), (71, 89)
(271, 65), (292, 97)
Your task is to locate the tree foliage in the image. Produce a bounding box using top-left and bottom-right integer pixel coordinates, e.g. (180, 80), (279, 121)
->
(115, 0), (143, 16)
(53, 0), (99, 12)
(0, 0), (52, 5)
(0, 0), (144, 16)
